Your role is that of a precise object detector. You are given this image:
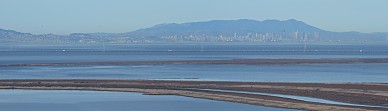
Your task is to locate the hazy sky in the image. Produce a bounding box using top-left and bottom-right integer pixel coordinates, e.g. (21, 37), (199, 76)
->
(1, 0), (387, 34)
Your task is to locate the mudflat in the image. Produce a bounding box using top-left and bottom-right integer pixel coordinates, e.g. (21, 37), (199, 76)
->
(1, 79), (387, 111)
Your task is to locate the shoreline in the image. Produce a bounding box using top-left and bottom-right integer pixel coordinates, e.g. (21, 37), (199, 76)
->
(1, 79), (387, 111)
(2, 58), (388, 67)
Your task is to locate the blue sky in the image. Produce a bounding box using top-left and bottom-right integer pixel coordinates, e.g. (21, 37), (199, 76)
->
(1, 0), (387, 34)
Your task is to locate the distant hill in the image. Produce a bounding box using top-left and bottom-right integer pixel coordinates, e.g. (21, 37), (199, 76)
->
(129, 19), (324, 36)
(127, 19), (388, 42)
(1, 19), (388, 43)
(0, 29), (32, 37)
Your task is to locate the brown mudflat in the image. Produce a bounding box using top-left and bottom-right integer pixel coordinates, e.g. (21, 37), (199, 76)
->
(1, 79), (387, 111)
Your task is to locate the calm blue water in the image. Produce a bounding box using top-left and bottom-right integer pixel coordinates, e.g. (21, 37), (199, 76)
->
(1, 44), (388, 111)
(0, 90), (298, 111)
(1, 63), (388, 82)
(1, 44), (388, 65)
(1, 44), (388, 82)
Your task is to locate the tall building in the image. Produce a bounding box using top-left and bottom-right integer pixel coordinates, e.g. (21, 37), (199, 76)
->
(294, 30), (299, 40)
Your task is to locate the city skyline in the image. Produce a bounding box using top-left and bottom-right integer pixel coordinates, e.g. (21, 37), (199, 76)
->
(2, 19), (386, 44)
(1, 0), (388, 34)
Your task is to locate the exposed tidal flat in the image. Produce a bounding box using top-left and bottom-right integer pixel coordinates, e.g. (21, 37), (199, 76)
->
(1, 80), (388, 111)
(0, 90), (293, 111)
(0, 89), (294, 111)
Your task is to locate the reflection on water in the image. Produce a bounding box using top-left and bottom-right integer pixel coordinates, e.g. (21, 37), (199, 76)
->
(1, 44), (388, 65)
(1, 63), (388, 82)
(1, 44), (387, 110)
(0, 90), (298, 111)
(1, 45), (388, 82)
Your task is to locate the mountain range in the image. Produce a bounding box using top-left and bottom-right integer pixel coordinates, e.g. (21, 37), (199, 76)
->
(1, 19), (388, 43)
(130, 19), (323, 36)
